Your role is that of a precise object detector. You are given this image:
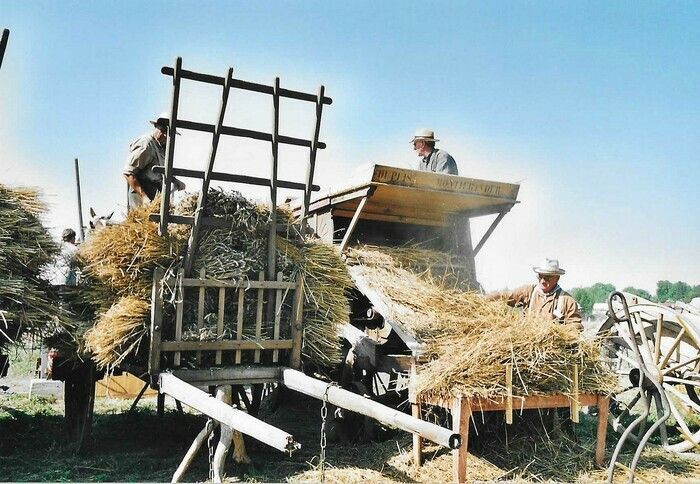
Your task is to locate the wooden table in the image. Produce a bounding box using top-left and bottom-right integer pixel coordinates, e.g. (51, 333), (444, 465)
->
(411, 393), (610, 484)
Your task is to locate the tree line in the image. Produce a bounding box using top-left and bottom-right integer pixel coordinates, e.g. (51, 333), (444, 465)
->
(570, 281), (700, 316)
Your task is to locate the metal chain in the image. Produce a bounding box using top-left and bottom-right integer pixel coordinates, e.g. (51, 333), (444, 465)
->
(208, 421), (215, 482)
(318, 383), (335, 483)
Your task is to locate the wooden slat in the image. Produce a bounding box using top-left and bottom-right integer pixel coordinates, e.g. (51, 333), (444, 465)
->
(235, 288), (244, 364)
(301, 85), (325, 232)
(272, 272), (283, 363)
(148, 213), (303, 232)
(161, 65), (333, 105)
(174, 289), (184, 366)
(420, 393), (600, 411)
(152, 165), (320, 191)
(197, 268), (205, 364)
(161, 340), (294, 352)
(148, 268), (165, 379)
(596, 395), (610, 467)
(571, 364), (580, 423)
(505, 364), (513, 424)
(267, 77), (280, 282)
(159, 56), (182, 235)
(255, 272), (264, 363)
(289, 276), (304, 369)
(183, 67), (234, 277)
(216, 287), (225, 365)
(177, 278), (296, 290)
(170, 366), (282, 385)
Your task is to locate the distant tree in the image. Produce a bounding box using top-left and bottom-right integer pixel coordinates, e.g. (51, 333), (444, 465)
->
(622, 286), (654, 301)
(656, 280), (694, 302)
(571, 283), (616, 316)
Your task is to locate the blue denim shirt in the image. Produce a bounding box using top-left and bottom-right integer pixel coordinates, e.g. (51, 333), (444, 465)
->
(418, 148), (459, 175)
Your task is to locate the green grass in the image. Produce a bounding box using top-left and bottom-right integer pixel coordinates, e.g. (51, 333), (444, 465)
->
(7, 345), (41, 377)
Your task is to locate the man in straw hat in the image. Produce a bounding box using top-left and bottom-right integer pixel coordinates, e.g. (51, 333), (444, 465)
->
(411, 128), (459, 175)
(487, 258), (582, 330)
(123, 112), (185, 210)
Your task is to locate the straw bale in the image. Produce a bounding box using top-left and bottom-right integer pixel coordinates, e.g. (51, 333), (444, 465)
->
(347, 245), (617, 400)
(0, 184), (61, 349)
(84, 296), (150, 369)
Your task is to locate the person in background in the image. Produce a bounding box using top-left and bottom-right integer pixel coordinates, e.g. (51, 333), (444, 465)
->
(486, 258), (583, 330)
(48, 228), (80, 287)
(123, 113), (185, 210)
(411, 128), (459, 175)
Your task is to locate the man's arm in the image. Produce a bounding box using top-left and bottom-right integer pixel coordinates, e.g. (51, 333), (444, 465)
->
(123, 138), (152, 202)
(486, 284), (532, 308)
(561, 296), (583, 331)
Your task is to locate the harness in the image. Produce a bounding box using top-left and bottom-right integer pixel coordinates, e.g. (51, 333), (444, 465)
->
(528, 285), (565, 321)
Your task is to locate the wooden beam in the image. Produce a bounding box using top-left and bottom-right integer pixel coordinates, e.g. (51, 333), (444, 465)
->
(196, 269), (205, 365)
(148, 268), (165, 382)
(165, 277), (295, 290)
(160, 340), (294, 352)
(170, 366), (282, 385)
(159, 56), (182, 235)
(159, 373), (299, 453)
(0, 29), (9, 72)
(331, 208), (446, 227)
(301, 85), (325, 231)
(420, 393), (600, 411)
(255, 272), (264, 363)
(452, 397), (471, 484)
(152, 165), (319, 191)
(174, 290), (184, 367)
(216, 287), (225, 365)
(267, 77), (280, 281)
(472, 211), (507, 256)
(281, 368), (459, 449)
(272, 272), (283, 363)
(235, 288), (244, 364)
(339, 195), (368, 251)
(596, 395), (609, 467)
(289, 276), (304, 369)
(161, 65), (333, 105)
(183, 67), (234, 277)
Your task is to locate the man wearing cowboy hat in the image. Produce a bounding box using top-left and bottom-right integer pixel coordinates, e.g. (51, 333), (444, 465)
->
(123, 112), (185, 210)
(487, 258), (582, 330)
(411, 128), (459, 175)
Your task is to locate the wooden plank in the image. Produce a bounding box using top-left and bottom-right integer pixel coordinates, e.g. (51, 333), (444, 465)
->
(282, 368), (459, 449)
(272, 272), (283, 363)
(174, 288), (184, 367)
(267, 77), (280, 282)
(161, 65), (333, 105)
(332, 208), (446, 228)
(301, 85), (325, 231)
(148, 268), (165, 381)
(255, 272), (264, 363)
(595, 395), (609, 467)
(149, 213), (306, 232)
(159, 373), (299, 453)
(170, 366), (282, 384)
(505, 364), (513, 424)
(216, 287), (225, 365)
(339, 195), (368, 251)
(183, 67), (234, 277)
(159, 56), (182, 235)
(472, 211), (507, 256)
(175, 278), (296, 290)
(289, 276), (304, 369)
(451, 397), (471, 484)
(571, 364), (580, 423)
(152, 165), (319, 191)
(197, 268), (205, 364)
(161, 339), (295, 352)
(412, 399), (423, 467)
(235, 288), (244, 364)
(419, 393), (600, 410)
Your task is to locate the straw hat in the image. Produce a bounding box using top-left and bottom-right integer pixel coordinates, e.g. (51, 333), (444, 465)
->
(411, 128), (439, 144)
(532, 258), (566, 275)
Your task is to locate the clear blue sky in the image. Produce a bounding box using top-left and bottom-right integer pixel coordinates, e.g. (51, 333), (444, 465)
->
(1, 1), (698, 292)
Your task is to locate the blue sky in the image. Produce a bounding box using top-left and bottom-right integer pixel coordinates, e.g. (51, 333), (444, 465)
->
(1, 1), (698, 292)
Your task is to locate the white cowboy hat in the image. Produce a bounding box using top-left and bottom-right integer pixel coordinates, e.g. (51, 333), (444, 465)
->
(410, 128), (439, 144)
(532, 258), (566, 275)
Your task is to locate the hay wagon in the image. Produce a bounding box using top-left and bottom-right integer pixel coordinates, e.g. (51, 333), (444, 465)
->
(296, 164), (612, 483)
(140, 59), (460, 481)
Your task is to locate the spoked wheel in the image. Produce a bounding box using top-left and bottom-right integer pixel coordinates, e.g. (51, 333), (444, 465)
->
(599, 292), (700, 453)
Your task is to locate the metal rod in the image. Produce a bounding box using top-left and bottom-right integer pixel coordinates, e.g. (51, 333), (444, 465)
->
(161, 66), (333, 105)
(73, 158), (85, 241)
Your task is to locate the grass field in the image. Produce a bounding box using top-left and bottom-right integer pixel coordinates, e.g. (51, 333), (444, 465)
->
(1, 389), (699, 483)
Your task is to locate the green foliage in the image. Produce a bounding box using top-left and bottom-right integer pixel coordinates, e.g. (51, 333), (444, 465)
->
(656, 280), (698, 303)
(622, 286), (654, 301)
(571, 283), (616, 316)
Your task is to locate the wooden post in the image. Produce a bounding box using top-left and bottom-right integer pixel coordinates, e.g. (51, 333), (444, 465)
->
(148, 268), (165, 382)
(213, 386), (233, 482)
(300, 85), (325, 234)
(267, 77), (280, 280)
(505, 363), (513, 424)
(197, 269), (205, 364)
(289, 275), (304, 369)
(255, 272), (264, 363)
(452, 397), (471, 484)
(339, 196), (368, 252)
(595, 395), (609, 467)
(216, 287), (225, 365)
(73, 158), (85, 241)
(174, 287), (184, 367)
(172, 419), (216, 483)
(159, 56), (182, 236)
(412, 399), (423, 467)
(272, 272), (283, 363)
(571, 364), (580, 424)
(235, 288), (244, 364)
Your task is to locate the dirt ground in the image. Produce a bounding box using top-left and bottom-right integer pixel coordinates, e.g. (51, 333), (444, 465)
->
(1, 387), (700, 483)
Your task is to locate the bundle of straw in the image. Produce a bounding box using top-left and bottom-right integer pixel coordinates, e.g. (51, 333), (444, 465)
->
(84, 296), (150, 369)
(0, 184), (61, 350)
(347, 246), (616, 400)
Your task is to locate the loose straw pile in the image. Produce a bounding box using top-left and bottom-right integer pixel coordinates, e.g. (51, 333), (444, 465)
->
(347, 245), (616, 400)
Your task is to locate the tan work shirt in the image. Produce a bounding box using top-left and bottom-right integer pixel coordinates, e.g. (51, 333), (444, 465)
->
(123, 133), (165, 199)
(501, 284), (582, 330)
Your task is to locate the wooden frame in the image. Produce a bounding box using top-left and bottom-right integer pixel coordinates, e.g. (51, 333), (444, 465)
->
(411, 393), (610, 483)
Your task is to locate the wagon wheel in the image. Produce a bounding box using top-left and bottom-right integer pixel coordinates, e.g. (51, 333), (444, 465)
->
(598, 293), (700, 453)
